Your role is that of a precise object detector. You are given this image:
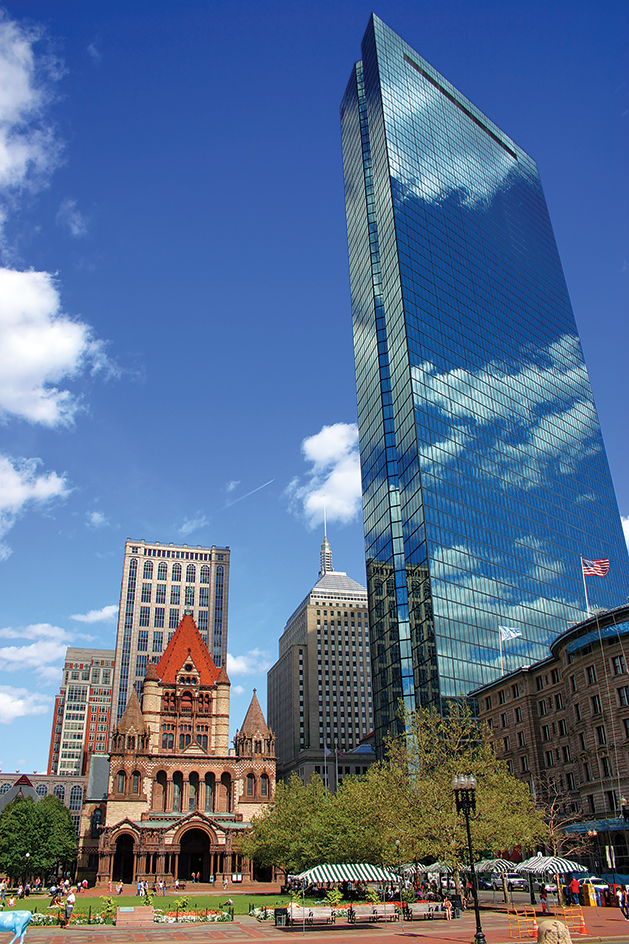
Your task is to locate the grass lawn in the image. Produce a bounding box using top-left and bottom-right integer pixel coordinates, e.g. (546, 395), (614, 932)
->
(1, 892), (293, 917)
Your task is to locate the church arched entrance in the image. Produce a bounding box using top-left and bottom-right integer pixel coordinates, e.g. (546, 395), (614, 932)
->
(179, 828), (210, 882)
(112, 834), (135, 884)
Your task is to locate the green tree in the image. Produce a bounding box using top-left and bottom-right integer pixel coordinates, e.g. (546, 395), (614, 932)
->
(0, 795), (77, 881)
(238, 773), (331, 877)
(382, 703), (548, 880)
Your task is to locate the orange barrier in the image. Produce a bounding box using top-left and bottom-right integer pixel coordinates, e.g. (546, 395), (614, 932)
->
(507, 906), (538, 939)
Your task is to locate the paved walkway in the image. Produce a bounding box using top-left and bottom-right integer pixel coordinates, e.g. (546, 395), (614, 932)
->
(17, 907), (629, 943)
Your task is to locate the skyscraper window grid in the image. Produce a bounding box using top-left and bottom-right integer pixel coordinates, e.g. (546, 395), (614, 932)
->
(112, 540), (230, 724)
(341, 16), (629, 754)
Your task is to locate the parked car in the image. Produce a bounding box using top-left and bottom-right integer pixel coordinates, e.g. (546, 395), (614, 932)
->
(491, 872), (528, 891)
(578, 876), (609, 891)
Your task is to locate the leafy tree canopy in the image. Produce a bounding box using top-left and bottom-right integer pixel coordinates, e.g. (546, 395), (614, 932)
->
(0, 795), (77, 880)
(239, 702), (548, 876)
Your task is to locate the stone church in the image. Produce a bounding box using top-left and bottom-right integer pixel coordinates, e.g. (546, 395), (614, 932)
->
(78, 614), (276, 886)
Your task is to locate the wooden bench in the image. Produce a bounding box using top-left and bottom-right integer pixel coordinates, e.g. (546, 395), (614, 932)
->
(348, 904), (399, 923)
(287, 904), (335, 926)
(116, 906), (154, 928)
(405, 902), (447, 920)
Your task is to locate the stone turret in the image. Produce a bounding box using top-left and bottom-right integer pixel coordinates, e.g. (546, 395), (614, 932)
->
(141, 661), (161, 753)
(214, 662), (231, 754)
(234, 689), (275, 758)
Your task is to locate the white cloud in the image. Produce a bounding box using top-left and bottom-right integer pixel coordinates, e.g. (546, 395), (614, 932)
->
(179, 514), (208, 536)
(226, 480), (240, 493)
(286, 422), (362, 529)
(232, 684), (245, 696)
(0, 685), (52, 723)
(0, 454), (68, 559)
(85, 510), (109, 529)
(70, 604), (117, 624)
(227, 648), (271, 677)
(0, 16), (63, 215)
(0, 268), (116, 426)
(622, 516), (629, 549)
(86, 42), (101, 65)
(56, 197), (88, 237)
(0, 622), (71, 680)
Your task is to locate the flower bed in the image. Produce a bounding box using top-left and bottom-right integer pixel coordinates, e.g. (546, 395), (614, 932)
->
(153, 908), (231, 923)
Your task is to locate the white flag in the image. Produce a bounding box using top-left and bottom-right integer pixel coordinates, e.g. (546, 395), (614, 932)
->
(499, 625), (522, 642)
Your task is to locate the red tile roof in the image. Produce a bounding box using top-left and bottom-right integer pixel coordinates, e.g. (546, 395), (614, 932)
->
(156, 613), (220, 686)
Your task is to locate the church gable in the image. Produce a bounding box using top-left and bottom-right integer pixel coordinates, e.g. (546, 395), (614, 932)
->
(156, 614), (220, 686)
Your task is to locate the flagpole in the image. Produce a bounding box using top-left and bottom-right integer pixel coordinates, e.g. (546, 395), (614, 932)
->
(499, 628), (504, 676)
(580, 557), (590, 618)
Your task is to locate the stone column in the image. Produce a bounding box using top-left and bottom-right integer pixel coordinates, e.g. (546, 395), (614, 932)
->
(166, 779), (174, 812)
(182, 780), (190, 813)
(198, 779), (205, 812)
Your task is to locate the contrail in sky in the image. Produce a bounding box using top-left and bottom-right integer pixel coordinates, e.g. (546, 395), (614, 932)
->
(225, 479), (274, 508)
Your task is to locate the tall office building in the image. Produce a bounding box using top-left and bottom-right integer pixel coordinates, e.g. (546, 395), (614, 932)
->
(341, 16), (629, 753)
(47, 647), (114, 776)
(267, 534), (374, 783)
(112, 540), (229, 724)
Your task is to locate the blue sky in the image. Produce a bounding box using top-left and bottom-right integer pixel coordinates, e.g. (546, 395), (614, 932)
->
(0, 0), (627, 773)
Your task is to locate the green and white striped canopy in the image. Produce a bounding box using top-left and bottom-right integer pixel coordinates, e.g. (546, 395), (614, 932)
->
(515, 855), (587, 875)
(475, 858), (514, 873)
(297, 863), (400, 885)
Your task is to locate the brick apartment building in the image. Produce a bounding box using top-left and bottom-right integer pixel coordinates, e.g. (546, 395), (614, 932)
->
(471, 604), (629, 871)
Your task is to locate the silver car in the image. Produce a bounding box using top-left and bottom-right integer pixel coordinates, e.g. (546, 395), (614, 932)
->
(491, 872), (528, 892)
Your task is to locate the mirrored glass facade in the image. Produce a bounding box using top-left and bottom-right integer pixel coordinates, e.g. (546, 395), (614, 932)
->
(341, 15), (629, 754)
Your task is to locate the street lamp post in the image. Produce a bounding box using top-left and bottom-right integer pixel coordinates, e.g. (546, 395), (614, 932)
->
(452, 775), (486, 944)
(395, 839), (403, 920)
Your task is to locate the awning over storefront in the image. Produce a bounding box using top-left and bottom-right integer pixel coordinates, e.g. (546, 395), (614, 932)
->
(297, 863), (399, 885)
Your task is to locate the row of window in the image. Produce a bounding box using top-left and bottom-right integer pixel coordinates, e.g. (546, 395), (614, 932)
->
(486, 656), (627, 710)
(136, 547), (224, 562)
(141, 561), (222, 583)
(141, 584), (213, 606)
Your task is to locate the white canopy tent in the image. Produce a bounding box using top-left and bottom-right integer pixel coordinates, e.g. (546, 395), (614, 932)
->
(515, 854), (587, 875)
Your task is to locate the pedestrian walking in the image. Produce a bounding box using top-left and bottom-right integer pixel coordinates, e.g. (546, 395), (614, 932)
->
(64, 888), (76, 927)
(569, 876), (580, 905)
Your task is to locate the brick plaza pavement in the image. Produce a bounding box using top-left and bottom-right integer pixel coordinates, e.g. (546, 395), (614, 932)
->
(16, 907), (629, 944)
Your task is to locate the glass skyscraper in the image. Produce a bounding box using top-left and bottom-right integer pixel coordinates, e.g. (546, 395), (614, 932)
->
(341, 15), (629, 753)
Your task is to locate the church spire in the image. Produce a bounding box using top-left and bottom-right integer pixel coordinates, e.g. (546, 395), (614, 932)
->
(319, 517), (334, 578)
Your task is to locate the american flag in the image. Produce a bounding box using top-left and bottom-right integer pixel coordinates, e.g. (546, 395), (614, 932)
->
(581, 557), (610, 577)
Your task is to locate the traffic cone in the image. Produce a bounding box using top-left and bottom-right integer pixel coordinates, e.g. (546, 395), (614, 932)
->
(578, 913), (587, 934)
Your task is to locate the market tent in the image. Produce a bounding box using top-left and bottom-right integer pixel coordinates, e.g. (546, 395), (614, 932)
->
(417, 861), (456, 874)
(475, 858), (513, 873)
(297, 863), (399, 885)
(515, 854), (587, 875)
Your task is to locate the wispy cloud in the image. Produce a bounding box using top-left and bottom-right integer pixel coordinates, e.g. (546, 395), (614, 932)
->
(0, 685), (52, 723)
(86, 42), (101, 65)
(286, 423), (362, 529)
(0, 455), (69, 559)
(0, 622), (71, 680)
(227, 648), (271, 676)
(70, 604), (117, 624)
(179, 513), (208, 536)
(226, 480), (240, 493)
(56, 197), (88, 237)
(232, 684), (245, 696)
(85, 510), (109, 529)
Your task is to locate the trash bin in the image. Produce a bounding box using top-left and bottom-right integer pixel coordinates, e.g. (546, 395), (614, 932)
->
(450, 894), (463, 918)
(275, 908), (288, 927)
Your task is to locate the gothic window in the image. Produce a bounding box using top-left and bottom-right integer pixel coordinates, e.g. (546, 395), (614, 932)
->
(246, 773), (255, 796)
(186, 564), (196, 583)
(180, 691), (193, 713)
(117, 771), (126, 793)
(132, 772), (141, 794)
(172, 563), (182, 581)
(157, 562), (168, 580)
(260, 774), (269, 797)
(200, 565), (210, 584)
(143, 560), (153, 580)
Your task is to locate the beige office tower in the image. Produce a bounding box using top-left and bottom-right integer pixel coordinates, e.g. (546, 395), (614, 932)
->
(267, 534), (375, 784)
(112, 539), (230, 725)
(48, 647), (115, 776)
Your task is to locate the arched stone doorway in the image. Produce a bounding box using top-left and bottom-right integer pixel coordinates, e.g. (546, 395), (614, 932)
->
(112, 834), (135, 884)
(179, 828), (210, 882)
